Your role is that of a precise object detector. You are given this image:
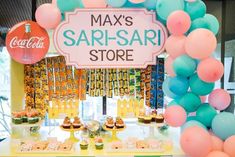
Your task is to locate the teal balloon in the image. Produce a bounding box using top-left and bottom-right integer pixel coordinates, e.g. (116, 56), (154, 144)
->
(196, 104), (217, 128)
(107, 0), (127, 8)
(61, 13), (65, 21)
(187, 116), (198, 122)
(204, 14), (220, 35)
(189, 73), (214, 96)
(144, 0), (158, 10)
(185, 0), (206, 20)
(181, 120), (207, 132)
(123, 1), (144, 8)
(173, 55), (197, 77)
(179, 92), (201, 112)
(156, 0), (184, 20)
(163, 77), (181, 99)
(189, 18), (210, 32)
(57, 0), (84, 13)
(212, 112), (235, 140)
(168, 76), (189, 96)
(168, 99), (180, 107)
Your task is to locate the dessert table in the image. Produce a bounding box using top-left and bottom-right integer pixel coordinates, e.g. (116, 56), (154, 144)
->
(0, 123), (184, 157)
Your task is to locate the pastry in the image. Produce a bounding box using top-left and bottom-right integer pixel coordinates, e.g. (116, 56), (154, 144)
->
(62, 117), (71, 129)
(32, 141), (48, 151)
(156, 114), (164, 123)
(111, 141), (123, 149)
(95, 137), (104, 150)
(148, 139), (160, 149)
(143, 116), (152, 124)
(136, 140), (149, 149)
(58, 141), (73, 151)
(105, 116), (114, 129)
(46, 142), (61, 151)
(115, 117), (124, 129)
(20, 143), (34, 152)
(80, 139), (88, 150)
(72, 117), (82, 129)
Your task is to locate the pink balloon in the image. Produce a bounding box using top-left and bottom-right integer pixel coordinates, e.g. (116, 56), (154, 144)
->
(185, 29), (217, 59)
(52, 0), (57, 5)
(181, 126), (213, 157)
(129, 0), (145, 3)
(82, 0), (107, 8)
(164, 105), (187, 127)
(208, 89), (231, 110)
(165, 35), (186, 58)
(211, 135), (223, 151)
(206, 151), (230, 157)
(35, 3), (61, 29)
(224, 135), (235, 157)
(200, 96), (207, 103)
(167, 11), (191, 36)
(197, 58), (224, 83)
(165, 56), (176, 77)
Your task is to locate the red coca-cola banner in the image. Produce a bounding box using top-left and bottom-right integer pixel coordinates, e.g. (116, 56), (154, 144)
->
(6, 21), (50, 64)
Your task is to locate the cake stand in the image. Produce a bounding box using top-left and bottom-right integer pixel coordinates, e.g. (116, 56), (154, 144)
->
(137, 122), (164, 140)
(60, 125), (84, 142)
(102, 125), (126, 142)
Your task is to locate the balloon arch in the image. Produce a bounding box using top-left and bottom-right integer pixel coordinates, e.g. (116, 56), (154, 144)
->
(35, 0), (235, 156)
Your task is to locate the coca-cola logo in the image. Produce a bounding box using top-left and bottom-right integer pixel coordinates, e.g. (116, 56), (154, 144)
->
(9, 37), (45, 49)
(6, 21), (49, 64)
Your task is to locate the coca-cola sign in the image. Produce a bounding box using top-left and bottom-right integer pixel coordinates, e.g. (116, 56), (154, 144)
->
(6, 21), (49, 64)
(54, 9), (167, 69)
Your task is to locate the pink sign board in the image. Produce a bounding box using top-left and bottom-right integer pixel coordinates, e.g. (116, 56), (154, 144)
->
(54, 9), (167, 68)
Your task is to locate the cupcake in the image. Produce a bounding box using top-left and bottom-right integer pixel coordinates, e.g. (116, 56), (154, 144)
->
(143, 116), (152, 124)
(72, 117), (82, 129)
(105, 117), (114, 129)
(156, 114), (164, 123)
(115, 117), (124, 129)
(80, 139), (88, 150)
(62, 117), (71, 129)
(95, 137), (104, 150)
(151, 109), (157, 122)
(12, 112), (23, 124)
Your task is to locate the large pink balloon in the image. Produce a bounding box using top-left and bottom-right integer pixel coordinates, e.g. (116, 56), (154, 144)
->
(185, 29), (217, 59)
(129, 0), (145, 3)
(82, 0), (107, 8)
(167, 11), (191, 36)
(164, 105), (187, 127)
(197, 58), (224, 83)
(208, 89), (231, 110)
(165, 35), (186, 58)
(165, 56), (176, 77)
(35, 3), (61, 29)
(180, 126), (212, 157)
(206, 151), (230, 157)
(224, 135), (235, 157)
(211, 135), (223, 151)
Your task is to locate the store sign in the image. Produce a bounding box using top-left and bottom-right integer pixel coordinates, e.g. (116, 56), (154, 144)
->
(6, 21), (50, 64)
(54, 9), (167, 68)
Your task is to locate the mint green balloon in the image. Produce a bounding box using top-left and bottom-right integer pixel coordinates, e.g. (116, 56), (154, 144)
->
(189, 73), (214, 96)
(57, 0), (84, 13)
(204, 14), (220, 35)
(212, 112), (235, 140)
(156, 0), (184, 20)
(181, 120), (207, 132)
(179, 92), (201, 112)
(196, 104), (217, 128)
(168, 99), (180, 107)
(173, 55), (197, 77)
(185, 0), (206, 20)
(187, 116), (198, 122)
(189, 18), (210, 32)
